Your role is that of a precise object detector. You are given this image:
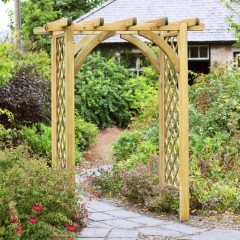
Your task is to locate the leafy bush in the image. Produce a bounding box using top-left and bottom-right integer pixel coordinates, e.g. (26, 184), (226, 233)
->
(16, 50), (51, 80)
(94, 64), (240, 214)
(0, 43), (13, 84)
(21, 117), (99, 163)
(0, 146), (88, 239)
(92, 162), (179, 214)
(0, 66), (50, 127)
(21, 123), (52, 159)
(75, 53), (157, 129)
(75, 115), (99, 152)
(113, 124), (159, 169)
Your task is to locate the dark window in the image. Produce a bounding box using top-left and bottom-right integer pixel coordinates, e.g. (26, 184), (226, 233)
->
(188, 45), (209, 60)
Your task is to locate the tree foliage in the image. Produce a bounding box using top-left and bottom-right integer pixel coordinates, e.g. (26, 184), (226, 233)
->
(56, 0), (107, 20)
(20, 0), (107, 51)
(221, 0), (240, 46)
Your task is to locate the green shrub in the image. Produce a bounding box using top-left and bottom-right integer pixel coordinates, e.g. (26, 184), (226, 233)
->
(21, 117), (99, 164)
(75, 53), (157, 129)
(0, 43), (13, 85)
(75, 115), (99, 152)
(0, 146), (88, 239)
(22, 123), (51, 159)
(97, 64), (240, 214)
(113, 121), (158, 169)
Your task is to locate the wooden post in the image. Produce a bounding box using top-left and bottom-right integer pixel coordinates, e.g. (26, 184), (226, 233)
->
(64, 25), (75, 181)
(159, 34), (166, 185)
(51, 33), (57, 168)
(178, 23), (190, 221)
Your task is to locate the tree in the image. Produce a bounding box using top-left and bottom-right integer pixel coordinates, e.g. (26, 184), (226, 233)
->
(56, 0), (107, 20)
(21, 0), (59, 51)
(221, 0), (240, 46)
(20, 0), (107, 51)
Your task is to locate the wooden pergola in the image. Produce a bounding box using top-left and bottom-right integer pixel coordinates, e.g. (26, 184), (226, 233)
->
(34, 17), (204, 221)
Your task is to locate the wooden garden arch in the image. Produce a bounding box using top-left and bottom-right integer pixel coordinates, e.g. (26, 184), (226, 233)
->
(34, 17), (204, 221)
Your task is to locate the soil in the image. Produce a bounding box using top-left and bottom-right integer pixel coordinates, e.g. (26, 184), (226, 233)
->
(79, 126), (240, 232)
(80, 126), (122, 169)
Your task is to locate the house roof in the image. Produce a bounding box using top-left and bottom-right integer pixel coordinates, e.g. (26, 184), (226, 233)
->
(75, 0), (238, 43)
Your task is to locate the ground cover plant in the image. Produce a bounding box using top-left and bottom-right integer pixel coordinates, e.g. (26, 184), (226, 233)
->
(93, 64), (240, 215)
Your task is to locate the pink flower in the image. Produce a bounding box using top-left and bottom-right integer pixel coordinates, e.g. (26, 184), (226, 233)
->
(29, 217), (38, 224)
(10, 215), (18, 223)
(32, 203), (43, 212)
(16, 226), (23, 234)
(85, 212), (89, 218)
(66, 224), (77, 232)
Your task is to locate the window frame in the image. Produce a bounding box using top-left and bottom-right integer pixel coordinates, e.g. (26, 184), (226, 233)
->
(188, 45), (209, 60)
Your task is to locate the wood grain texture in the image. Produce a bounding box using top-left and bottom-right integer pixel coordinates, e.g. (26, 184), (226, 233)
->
(178, 23), (190, 221)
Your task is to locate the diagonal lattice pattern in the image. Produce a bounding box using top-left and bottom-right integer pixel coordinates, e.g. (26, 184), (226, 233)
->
(56, 36), (67, 168)
(163, 35), (180, 187)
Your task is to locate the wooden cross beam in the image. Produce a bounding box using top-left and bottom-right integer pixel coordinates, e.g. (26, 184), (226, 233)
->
(33, 17), (204, 35)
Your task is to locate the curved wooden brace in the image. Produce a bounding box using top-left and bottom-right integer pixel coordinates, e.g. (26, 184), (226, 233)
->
(138, 31), (180, 73)
(74, 35), (96, 56)
(120, 34), (160, 74)
(74, 31), (115, 75)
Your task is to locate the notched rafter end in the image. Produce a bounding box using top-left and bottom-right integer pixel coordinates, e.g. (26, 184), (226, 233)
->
(164, 17), (169, 25)
(99, 17), (104, 26)
(67, 17), (72, 26)
(132, 17), (137, 26)
(196, 18), (200, 25)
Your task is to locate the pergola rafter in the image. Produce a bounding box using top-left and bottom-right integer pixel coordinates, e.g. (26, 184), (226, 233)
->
(34, 17), (204, 221)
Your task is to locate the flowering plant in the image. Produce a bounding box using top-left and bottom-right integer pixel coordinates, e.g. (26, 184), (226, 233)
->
(0, 148), (89, 240)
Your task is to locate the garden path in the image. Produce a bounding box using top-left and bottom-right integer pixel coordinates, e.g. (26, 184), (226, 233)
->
(76, 127), (240, 240)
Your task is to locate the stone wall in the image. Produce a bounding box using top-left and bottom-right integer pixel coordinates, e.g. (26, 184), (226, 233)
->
(210, 45), (240, 66)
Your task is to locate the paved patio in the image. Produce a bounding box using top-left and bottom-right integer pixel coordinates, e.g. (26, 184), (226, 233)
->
(77, 199), (240, 240)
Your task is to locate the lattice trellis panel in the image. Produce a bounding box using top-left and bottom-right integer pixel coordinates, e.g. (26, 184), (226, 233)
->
(163, 34), (180, 187)
(56, 36), (67, 168)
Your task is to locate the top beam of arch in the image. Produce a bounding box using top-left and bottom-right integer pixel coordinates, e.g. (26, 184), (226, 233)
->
(33, 17), (204, 35)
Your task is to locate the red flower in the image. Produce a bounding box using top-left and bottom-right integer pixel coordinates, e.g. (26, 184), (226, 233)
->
(29, 217), (38, 224)
(66, 224), (77, 232)
(32, 204), (43, 212)
(85, 212), (89, 218)
(16, 226), (23, 234)
(10, 215), (18, 223)
(66, 237), (71, 240)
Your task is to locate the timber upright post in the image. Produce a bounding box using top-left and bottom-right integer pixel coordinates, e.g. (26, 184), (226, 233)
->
(50, 18), (75, 184)
(159, 33), (166, 186)
(178, 22), (190, 221)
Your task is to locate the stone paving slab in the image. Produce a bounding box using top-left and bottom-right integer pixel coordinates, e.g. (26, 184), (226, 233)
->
(101, 219), (143, 229)
(88, 212), (117, 221)
(77, 238), (105, 240)
(107, 238), (137, 240)
(138, 226), (184, 237)
(161, 222), (206, 234)
(88, 200), (120, 212)
(108, 229), (139, 238)
(106, 209), (142, 219)
(181, 228), (240, 240)
(79, 227), (110, 238)
(127, 216), (169, 226)
(86, 220), (113, 228)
